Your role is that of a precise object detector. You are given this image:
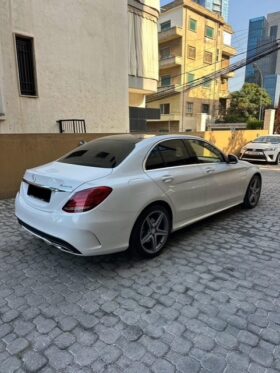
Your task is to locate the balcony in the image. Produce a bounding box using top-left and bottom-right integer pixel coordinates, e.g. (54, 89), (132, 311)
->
(148, 113), (181, 122)
(221, 72), (235, 79)
(159, 56), (182, 70)
(157, 84), (181, 92)
(222, 44), (237, 57)
(159, 26), (183, 44)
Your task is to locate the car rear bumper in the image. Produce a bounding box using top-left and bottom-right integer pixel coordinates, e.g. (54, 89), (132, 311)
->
(15, 192), (129, 256)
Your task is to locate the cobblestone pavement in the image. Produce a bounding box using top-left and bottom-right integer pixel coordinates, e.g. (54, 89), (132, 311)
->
(0, 168), (280, 372)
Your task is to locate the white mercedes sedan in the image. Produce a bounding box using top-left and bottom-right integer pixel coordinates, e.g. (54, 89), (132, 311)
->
(16, 134), (262, 258)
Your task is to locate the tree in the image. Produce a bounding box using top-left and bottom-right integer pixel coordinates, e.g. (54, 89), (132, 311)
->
(226, 83), (272, 121)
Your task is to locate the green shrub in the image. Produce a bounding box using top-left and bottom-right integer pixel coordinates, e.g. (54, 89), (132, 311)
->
(224, 114), (246, 123)
(246, 118), (263, 129)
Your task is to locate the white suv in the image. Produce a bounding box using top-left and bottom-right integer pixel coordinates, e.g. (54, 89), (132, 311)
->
(239, 135), (280, 164)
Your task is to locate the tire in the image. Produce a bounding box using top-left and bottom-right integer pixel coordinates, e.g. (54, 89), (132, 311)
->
(129, 204), (171, 258)
(274, 153), (280, 165)
(242, 174), (262, 209)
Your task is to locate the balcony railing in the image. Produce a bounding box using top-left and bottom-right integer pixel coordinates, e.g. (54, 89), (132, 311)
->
(222, 44), (237, 57)
(159, 56), (183, 70)
(159, 26), (183, 44)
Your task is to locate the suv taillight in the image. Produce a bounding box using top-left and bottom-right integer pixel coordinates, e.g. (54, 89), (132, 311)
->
(62, 187), (112, 213)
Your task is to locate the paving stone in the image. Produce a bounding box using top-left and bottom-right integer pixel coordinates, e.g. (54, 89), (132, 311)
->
(238, 330), (259, 346)
(6, 337), (29, 354)
(201, 353), (226, 373)
(69, 343), (99, 366)
(175, 356), (200, 373)
(45, 346), (73, 370)
(34, 316), (56, 334)
(0, 356), (21, 373)
(0, 169), (280, 372)
(151, 358), (175, 373)
(250, 347), (274, 367)
(54, 332), (75, 349)
(22, 351), (47, 372)
(261, 328), (280, 345)
(122, 324), (143, 341)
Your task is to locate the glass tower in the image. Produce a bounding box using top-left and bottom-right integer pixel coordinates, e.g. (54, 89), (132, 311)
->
(245, 13), (280, 107)
(193, 0), (229, 22)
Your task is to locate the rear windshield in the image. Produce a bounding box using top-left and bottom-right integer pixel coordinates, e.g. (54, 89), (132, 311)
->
(253, 136), (280, 144)
(58, 138), (136, 168)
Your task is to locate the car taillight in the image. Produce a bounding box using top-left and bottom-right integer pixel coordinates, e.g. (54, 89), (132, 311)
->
(62, 187), (112, 213)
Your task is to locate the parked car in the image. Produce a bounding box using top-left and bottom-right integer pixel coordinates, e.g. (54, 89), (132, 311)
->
(239, 135), (280, 164)
(15, 134), (262, 258)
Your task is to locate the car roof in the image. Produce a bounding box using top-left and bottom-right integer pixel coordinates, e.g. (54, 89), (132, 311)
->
(89, 134), (205, 149)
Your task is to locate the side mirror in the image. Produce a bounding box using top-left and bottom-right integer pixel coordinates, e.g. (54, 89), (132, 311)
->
(227, 154), (238, 164)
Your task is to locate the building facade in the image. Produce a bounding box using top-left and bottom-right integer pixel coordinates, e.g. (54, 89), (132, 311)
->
(193, 0), (229, 22)
(147, 0), (236, 132)
(245, 12), (280, 107)
(0, 0), (160, 133)
(128, 0), (161, 131)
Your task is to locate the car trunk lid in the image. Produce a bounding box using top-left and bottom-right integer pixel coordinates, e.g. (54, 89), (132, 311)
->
(21, 161), (112, 211)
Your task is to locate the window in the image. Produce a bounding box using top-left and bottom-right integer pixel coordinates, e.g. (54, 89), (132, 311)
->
(189, 18), (197, 32)
(204, 51), (213, 64)
(59, 137), (140, 168)
(185, 139), (224, 164)
(202, 104), (210, 114)
(15, 35), (37, 96)
(187, 73), (195, 86)
(205, 26), (214, 39)
(202, 80), (211, 89)
(160, 20), (171, 32)
(188, 46), (196, 60)
(186, 102), (194, 116)
(160, 103), (170, 114)
(146, 140), (193, 170)
(160, 47), (171, 59)
(161, 75), (171, 87)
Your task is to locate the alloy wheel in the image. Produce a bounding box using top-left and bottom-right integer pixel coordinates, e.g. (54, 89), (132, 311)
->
(140, 210), (169, 254)
(248, 176), (261, 207)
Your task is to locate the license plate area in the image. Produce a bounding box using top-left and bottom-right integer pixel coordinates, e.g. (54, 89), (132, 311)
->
(27, 184), (51, 202)
(245, 151), (263, 156)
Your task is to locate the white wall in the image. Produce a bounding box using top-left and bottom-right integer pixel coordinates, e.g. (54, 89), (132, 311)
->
(158, 7), (183, 31)
(0, 0), (129, 133)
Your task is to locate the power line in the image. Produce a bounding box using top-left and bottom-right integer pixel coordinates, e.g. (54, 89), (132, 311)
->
(147, 39), (280, 102)
(159, 38), (278, 86)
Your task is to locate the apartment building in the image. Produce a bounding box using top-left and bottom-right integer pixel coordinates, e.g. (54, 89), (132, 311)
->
(0, 0), (160, 133)
(146, 0), (236, 132)
(245, 12), (280, 107)
(193, 0), (229, 22)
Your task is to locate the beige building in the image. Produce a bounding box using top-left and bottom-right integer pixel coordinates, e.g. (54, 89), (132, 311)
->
(147, 0), (236, 132)
(0, 0), (160, 133)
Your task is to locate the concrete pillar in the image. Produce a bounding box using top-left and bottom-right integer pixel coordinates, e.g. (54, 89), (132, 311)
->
(196, 113), (208, 132)
(264, 109), (276, 134)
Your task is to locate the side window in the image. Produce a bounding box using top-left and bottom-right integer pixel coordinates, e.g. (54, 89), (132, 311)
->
(146, 146), (165, 170)
(146, 139), (196, 170)
(186, 139), (224, 164)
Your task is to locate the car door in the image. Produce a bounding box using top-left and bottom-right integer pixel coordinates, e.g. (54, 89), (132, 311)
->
(144, 139), (208, 226)
(185, 138), (247, 212)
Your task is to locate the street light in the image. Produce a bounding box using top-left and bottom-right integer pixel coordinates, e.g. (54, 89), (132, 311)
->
(253, 63), (264, 121)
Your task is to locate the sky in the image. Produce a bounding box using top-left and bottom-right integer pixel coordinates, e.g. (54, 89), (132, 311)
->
(160, 0), (280, 91)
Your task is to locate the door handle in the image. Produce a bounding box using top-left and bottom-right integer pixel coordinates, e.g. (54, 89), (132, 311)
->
(205, 167), (215, 174)
(161, 175), (174, 183)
